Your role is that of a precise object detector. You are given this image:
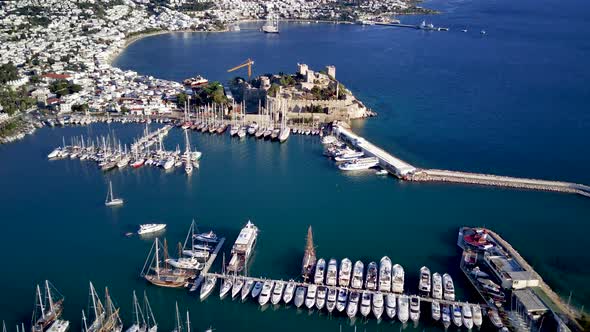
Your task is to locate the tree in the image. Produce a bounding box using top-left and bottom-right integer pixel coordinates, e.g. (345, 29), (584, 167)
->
(0, 63), (18, 84)
(267, 84), (280, 97)
(176, 92), (188, 107)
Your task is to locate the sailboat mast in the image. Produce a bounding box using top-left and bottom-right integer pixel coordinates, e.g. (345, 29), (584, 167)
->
(185, 310), (191, 332)
(133, 291), (140, 326)
(45, 280), (55, 313)
(36, 284), (46, 319)
(155, 238), (160, 279)
(89, 282), (99, 320)
(174, 302), (181, 332)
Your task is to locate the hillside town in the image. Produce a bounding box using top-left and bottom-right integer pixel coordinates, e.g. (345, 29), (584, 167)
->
(0, 0), (429, 143)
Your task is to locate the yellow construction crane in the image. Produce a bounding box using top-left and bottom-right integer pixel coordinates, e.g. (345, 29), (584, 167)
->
(227, 58), (255, 81)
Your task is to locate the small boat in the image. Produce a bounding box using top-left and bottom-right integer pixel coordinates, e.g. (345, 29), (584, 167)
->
(251, 281), (263, 298)
(472, 304), (483, 328)
(419, 266), (432, 295)
(336, 288), (348, 312)
(199, 275), (217, 300)
(480, 30), (486, 35)
(375, 169), (388, 175)
(462, 304), (474, 329)
(431, 300), (441, 321)
(409, 296), (420, 323)
(271, 282), (285, 305)
(443, 273), (455, 301)
(432, 272), (443, 299)
(241, 280), (254, 301)
(232, 278), (244, 299)
(385, 293), (396, 319)
(314, 258), (326, 285)
(193, 244), (212, 252)
(392, 264), (404, 293)
(338, 157), (379, 171)
(315, 286), (327, 310)
(294, 286), (306, 308)
(442, 304), (451, 329)
(166, 257), (203, 270)
(470, 266), (489, 278)
(305, 284), (317, 309)
(378, 256), (392, 292)
(372, 292), (384, 320)
(346, 291), (360, 318)
(48, 148), (61, 159)
(182, 250), (209, 260)
(195, 231), (218, 243)
(487, 308), (503, 328)
(397, 295), (409, 324)
(258, 280), (274, 306)
(365, 261), (378, 290)
(138, 224), (166, 235)
(219, 277), (233, 299)
(360, 292), (371, 317)
(105, 181), (124, 206)
(461, 29), (468, 32)
(338, 258), (352, 287)
(283, 280), (296, 304)
(351, 261), (364, 289)
(326, 287), (337, 313)
(452, 304), (463, 327)
(325, 258), (338, 286)
(477, 277), (501, 293)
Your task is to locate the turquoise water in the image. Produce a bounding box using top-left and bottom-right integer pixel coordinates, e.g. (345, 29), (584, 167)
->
(1, 0), (590, 330)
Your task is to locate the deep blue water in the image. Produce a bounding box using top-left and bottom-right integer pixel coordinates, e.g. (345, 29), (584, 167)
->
(1, 0), (589, 330)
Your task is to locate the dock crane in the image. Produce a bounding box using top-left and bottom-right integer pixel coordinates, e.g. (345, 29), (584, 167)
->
(227, 58), (255, 81)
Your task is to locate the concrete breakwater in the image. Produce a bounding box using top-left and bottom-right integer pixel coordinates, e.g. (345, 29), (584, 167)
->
(409, 169), (590, 198)
(332, 124), (590, 199)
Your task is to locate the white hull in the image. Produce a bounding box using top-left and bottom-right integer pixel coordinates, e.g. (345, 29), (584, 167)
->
(385, 294), (396, 319)
(283, 282), (295, 304)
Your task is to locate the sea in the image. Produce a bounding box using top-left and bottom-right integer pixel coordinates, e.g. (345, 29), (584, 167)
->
(1, 0), (589, 330)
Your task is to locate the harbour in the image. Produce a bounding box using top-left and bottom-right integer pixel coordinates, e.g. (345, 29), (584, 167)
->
(2, 0), (590, 330)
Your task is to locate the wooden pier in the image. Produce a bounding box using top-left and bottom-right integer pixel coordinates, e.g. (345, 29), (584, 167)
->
(189, 237), (225, 292)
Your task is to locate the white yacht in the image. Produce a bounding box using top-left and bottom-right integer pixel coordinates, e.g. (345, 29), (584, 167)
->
(472, 304), (483, 328)
(271, 282), (284, 305)
(241, 280), (254, 301)
(294, 286), (306, 308)
(105, 181), (124, 207)
(227, 221), (258, 273)
(251, 281), (263, 298)
(360, 292), (372, 317)
(219, 278), (233, 299)
(194, 231), (218, 243)
(315, 286), (327, 310)
(283, 280), (296, 304)
(452, 304), (463, 327)
(462, 304), (474, 329)
(351, 261), (364, 289)
(314, 258), (326, 285)
(48, 148), (61, 159)
(325, 259), (338, 286)
(336, 288), (348, 312)
(334, 150), (364, 162)
(372, 292), (384, 320)
(231, 278), (244, 299)
(432, 272), (443, 299)
(305, 284), (317, 309)
(338, 258), (352, 287)
(346, 291), (360, 318)
(397, 295), (409, 324)
(442, 305), (451, 329)
(488, 308), (503, 328)
(258, 280), (274, 306)
(138, 224), (166, 235)
(365, 261), (378, 290)
(326, 287), (337, 313)
(165, 257), (203, 270)
(247, 123), (258, 135)
(385, 294), (396, 319)
(392, 264), (405, 293)
(338, 157), (379, 171)
(431, 300), (441, 321)
(378, 256), (392, 292)
(199, 275), (217, 301)
(262, 13), (279, 33)
(443, 273), (455, 301)
(409, 296), (420, 323)
(419, 266), (432, 295)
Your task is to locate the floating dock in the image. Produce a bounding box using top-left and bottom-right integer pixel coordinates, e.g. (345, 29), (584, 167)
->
(332, 124), (590, 198)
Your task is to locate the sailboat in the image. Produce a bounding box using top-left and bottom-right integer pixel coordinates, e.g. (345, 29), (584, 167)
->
(143, 292), (158, 332)
(31, 280), (66, 332)
(141, 238), (193, 288)
(278, 100), (290, 143)
(125, 291), (146, 332)
(105, 181), (124, 207)
(301, 226), (317, 281)
(183, 130), (193, 175)
(82, 282), (123, 332)
(170, 302), (188, 332)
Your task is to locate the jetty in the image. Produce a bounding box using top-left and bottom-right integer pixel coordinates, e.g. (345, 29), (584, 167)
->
(189, 237), (225, 292)
(332, 124), (590, 198)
